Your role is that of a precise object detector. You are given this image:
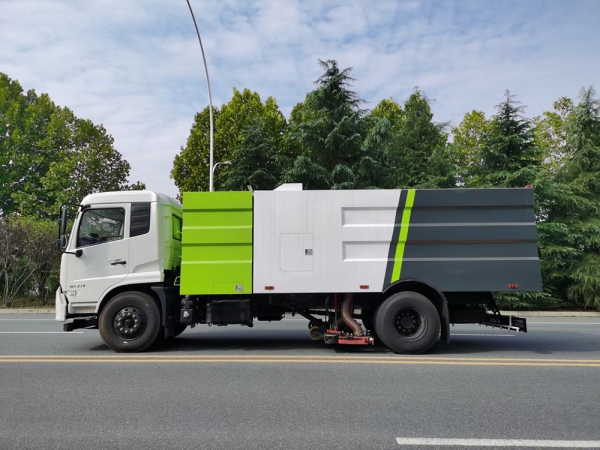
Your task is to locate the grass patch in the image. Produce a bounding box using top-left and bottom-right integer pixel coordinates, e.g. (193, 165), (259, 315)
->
(1, 297), (53, 309)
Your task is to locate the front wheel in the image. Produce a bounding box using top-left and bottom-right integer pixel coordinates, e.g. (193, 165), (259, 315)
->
(374, 291), (440, 354)
(99, 291), (161, 352)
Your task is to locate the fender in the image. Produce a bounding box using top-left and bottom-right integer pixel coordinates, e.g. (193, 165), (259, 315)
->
(151, 285), (179, 338)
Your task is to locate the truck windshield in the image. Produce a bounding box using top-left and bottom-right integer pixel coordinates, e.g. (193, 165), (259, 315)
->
(77, 208), (125, 247)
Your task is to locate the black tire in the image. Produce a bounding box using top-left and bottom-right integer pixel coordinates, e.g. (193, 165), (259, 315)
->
(99, 291), (161, 352)
(374, 291), (440, 354)
(308, 326), (323, 341)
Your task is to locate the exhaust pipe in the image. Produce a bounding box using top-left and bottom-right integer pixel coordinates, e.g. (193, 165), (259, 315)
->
(340, 293), (363, 336)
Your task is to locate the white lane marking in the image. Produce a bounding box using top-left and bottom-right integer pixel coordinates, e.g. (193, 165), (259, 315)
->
(0, 332), (84, 334)
(396, 437), (600, 447)
(452, 334), (515, 337)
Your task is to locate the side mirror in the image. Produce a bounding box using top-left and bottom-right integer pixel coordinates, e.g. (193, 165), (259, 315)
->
(59, 206), (68, 236)
(57, 203), (82, 255)
(57, 205), (71, 251)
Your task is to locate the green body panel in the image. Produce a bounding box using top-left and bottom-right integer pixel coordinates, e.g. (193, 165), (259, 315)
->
(180, 191), (253, 295)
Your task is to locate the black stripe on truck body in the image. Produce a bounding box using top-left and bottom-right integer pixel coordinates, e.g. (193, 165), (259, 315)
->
(384, 188), (542, 293)
(384, 189), (407, 286)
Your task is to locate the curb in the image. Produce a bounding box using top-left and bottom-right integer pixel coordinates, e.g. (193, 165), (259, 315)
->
(500, 311), (600, 317)
(0, 309), (599, 317)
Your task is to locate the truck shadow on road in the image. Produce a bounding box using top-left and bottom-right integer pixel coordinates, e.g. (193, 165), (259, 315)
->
(84, 327), (599, 357)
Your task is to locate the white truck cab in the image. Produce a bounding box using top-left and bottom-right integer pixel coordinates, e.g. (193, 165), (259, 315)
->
(56, 191), (182, 322)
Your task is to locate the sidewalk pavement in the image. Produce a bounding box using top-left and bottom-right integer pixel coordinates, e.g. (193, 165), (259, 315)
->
(1, 309), (599, 317)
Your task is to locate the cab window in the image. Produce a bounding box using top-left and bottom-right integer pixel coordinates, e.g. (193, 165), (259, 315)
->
(77, 208), (125, 247)
(172, 215), (183, 241)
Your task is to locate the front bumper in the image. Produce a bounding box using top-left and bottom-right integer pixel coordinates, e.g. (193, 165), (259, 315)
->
(55, 288), (67, 322)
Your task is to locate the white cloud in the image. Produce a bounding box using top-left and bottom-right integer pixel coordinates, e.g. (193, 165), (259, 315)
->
(1, 0), (599, 197)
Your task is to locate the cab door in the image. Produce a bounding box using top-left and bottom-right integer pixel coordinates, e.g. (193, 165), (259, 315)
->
(65, 204), (130, 305)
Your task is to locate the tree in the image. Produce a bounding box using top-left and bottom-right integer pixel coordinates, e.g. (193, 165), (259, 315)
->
(495, 88), (600, 310)
(283, 60), (371, 189)
(0, 72), (143, 219)
(383, 90), (454, 189)
(172, 88), (286, 195)
(449, 110), (491, 186)
(172, 106), (219, 194)
(475, 90), (543, 188)
(0, 218), (61, 306)
(1, 219), (38, 306)
(25, 220), (60, 305)
(356, 99), (403, 189)
(28, 120), (134, 218)
(0, 74), (62, 216)
(557, 87), (600, 308)
(368, 99), (403, 131)
(533, 97), (574, 175)
(127, 181), (147, 191)
(0, 73), (28, 216)
(221, 96), (287, 191)
(222, 116), (285, 191)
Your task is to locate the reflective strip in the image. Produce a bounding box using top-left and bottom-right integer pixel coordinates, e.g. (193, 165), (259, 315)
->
(391, 189), (415, 282)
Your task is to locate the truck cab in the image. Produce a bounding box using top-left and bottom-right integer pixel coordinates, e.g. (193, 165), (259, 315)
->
(56, 191), (182, 324)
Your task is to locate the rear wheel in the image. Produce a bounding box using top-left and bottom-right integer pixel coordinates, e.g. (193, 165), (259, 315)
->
(374, 291), (440, 354)
(99, 291), (161, 352)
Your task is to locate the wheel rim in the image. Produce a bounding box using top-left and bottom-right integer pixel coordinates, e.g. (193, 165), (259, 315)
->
(309, 326), (323, 341)
(113, 306), (147, 341)
(393, 306), (428, 342)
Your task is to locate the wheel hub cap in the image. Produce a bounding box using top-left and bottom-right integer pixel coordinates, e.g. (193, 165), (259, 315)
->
(394, 308), (426, 340)
(114, 307), (146, 340)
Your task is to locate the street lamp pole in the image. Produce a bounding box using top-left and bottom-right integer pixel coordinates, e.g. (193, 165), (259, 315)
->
(185, 0), (215, 191)
(212, 161), (232, 181)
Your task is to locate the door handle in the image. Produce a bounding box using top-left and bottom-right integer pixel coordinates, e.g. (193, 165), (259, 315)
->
(110, 260), (127, 266)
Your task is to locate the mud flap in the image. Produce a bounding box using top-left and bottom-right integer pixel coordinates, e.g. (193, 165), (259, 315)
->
(440, 300), (450, 343)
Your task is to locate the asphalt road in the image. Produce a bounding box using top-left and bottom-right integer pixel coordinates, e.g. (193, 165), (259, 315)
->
(1, 315), (599, 450)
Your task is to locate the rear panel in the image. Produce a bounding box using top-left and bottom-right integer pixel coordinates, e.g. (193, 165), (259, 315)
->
(180, 192), (253, 295)
(387, 188), (542, 292)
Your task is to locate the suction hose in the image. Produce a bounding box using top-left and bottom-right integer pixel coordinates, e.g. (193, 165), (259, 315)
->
(340, 293), (364, 336)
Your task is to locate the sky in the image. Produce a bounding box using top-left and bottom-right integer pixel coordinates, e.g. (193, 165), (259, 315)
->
(2, 0), (599, 197)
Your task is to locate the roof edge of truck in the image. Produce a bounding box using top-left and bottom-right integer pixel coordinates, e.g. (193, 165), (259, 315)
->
(80, 190), (181, 208)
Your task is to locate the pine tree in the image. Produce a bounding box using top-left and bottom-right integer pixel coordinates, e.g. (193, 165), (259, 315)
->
(476, 90), (543, 188)
(283, 60), (366, 189)
(383, 90), (454, 189)
(557, 87), (600, 308)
